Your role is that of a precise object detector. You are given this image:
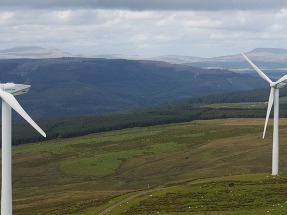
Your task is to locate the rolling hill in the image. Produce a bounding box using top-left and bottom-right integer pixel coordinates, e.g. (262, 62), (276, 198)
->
(10, 118), (287, 214)
(151, 48), (287, 79)
(0, 46), (81, 59)
(0, 57), (266, 119)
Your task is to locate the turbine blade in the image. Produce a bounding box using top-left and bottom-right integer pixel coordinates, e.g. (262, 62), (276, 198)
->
(274, 75), (287, 85)
(263, 88), (274, 139)
(0, 89), (46, 137)
(241, 53), (273, 84)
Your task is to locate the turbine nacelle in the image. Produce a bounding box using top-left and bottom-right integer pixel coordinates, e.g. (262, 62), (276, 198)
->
(0, 83), (30, 96)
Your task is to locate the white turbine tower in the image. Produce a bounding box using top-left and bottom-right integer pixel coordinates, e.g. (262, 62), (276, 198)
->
(242, 53), (287, 176)
(0, 83), (46, 215)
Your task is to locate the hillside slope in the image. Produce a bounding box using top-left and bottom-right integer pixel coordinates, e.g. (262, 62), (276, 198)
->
(11, 118), (287, 214)
(103, 174), (287, 215)
(0, 58), (265, 119)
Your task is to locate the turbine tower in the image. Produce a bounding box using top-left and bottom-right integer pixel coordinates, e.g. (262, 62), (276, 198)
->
(242, 53), (287, 176)
(0, 83), (46, 215)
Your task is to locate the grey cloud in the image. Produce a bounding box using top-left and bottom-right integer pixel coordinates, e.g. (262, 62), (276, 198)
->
(1, 0), (287, 11)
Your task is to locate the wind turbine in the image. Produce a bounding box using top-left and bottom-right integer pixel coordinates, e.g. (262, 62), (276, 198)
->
(242, 53), (287, 176)
(0, 83), (46, 215)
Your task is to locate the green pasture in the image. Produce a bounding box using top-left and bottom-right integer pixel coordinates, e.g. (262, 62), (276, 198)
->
(201, 102), (267, 109)
(7, 118), (287, 214)
(201, 96), (287, 109)
(108, 174), (287, 215)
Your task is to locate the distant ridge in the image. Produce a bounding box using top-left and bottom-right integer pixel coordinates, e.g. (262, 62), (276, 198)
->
(2, 46), (287, 76)
(150, 48), (287, 74)
(2, 46), (287, 63)
(151, 48), (287, 64)
(148, 55), (202, 64)
(0, 46), (82, 59)
(250, 48), (287, 54)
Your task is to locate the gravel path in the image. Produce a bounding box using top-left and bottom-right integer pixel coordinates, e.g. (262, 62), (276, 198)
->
(99, 189), (156, 215)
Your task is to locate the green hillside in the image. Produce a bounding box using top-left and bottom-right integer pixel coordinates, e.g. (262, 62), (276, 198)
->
(9, 118), (287, 214)
(103, 174), (287, 215)
(10, 88), (287, 145)
(6, 87), (278, 145)
(0, 58), (266, 119)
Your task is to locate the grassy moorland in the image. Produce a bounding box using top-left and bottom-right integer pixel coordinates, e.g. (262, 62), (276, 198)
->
(106, 174), (287, 215)
(9, 87), (278, 145)
(8, 118), (287, 214)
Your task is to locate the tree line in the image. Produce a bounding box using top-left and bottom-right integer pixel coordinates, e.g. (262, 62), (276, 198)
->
(7, 86), (287, 145)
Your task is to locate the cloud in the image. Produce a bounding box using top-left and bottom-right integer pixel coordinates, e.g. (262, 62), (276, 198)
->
(1, 2), (287, 58)
(1, 0), (287, 11)
(0, 9), (281, 55)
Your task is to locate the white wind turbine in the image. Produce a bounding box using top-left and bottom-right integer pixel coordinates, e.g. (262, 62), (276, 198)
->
(0, 83), (46, 215)
(242, 53), (287, 176)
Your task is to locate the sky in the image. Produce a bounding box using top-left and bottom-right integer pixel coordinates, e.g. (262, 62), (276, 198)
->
(1, 0), (287, 57)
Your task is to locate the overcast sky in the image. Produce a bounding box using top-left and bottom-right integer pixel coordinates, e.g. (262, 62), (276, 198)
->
(1, 0), (287, 57)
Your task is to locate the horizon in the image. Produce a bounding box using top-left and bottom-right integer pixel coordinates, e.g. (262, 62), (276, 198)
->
(2, 45), (287, 59)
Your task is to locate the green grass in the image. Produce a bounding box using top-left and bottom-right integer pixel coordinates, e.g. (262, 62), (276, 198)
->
(8, 118), (287, 214)
(61, 142), (186, 177)
(60, 150), (145, 176)
(109, 174), (287, 215)
(201, 102), (267, 109)
(201, 97), (287, 109)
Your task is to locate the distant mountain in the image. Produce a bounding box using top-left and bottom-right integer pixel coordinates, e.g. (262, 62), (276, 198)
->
(150, 48), (287, 79)
(93, 54), (144, 60)
(0, 46), (82, 59)
(149, 55), (202, 64)
(0, 58), (266, 119)
(0, 46), (147, 61)
(204, 48), (287, 63)
(250, 48), (287, 54)
(151, 48), (287, 64)
(3, 46), (287, 77)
